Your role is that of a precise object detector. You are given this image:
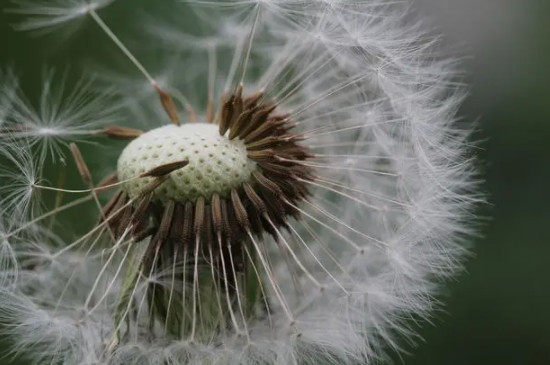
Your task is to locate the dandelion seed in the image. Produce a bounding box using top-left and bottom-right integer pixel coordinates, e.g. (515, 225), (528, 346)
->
(0, 138), (41, 220)
(0, 1), (481, 364)
(0, 69), (121, 162)
(9, 0), (116, 33)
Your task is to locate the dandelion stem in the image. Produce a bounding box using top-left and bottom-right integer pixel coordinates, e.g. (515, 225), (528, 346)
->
(84, 229), (132, 313)
(247, 230), (294, 323)
(227, 241), (250, 340)
(53, 198), (136, 258)
(303, 197), (388, 248)
(88, 8), (181, 125)
(32, 176), (138, 194)
(70, 142), (117, 242)
(266, 216), (322, 289)
(242, 244), (272, 328)
(312, 176), (411, 208)
(287, 223), (348, 293)
(190, 236), (201, 341)
(206, 44), (217, 123)
(238, 4), (261, 86)
(216, 235), (242, 335)
(88, 9), (156, 86)
(4, 196), (93, 238)
(48, 166), (66, 231)
(280, 158), (399, 177)
(282, 198), (362, 252)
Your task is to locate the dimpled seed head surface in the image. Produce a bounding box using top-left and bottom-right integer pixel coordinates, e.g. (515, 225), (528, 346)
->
(117, 123), (257, 203)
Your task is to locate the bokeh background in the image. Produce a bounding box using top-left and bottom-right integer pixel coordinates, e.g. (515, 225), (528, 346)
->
(0, 0), (548, 364)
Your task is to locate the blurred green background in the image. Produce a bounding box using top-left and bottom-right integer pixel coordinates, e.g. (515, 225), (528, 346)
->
(0, 0), (548, 364)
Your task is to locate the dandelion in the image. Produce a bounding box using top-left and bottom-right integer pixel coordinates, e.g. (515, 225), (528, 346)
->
(0, 138), (41, 220)
(9, 0), (115, 33)
(0, 69), (121, 163)
(0, 1), (481, 364)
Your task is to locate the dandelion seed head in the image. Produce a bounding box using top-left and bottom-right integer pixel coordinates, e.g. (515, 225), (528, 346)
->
(118, 123), (257, 203)
(0, 0), (482, 364)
